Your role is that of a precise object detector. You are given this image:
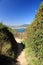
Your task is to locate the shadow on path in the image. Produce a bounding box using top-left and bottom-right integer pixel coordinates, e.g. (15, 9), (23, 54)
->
(0, 27), (25, 65)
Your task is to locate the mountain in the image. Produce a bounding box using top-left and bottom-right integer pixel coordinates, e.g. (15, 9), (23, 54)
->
(9, 24), (29, 29)
(20, 24), (29, 27)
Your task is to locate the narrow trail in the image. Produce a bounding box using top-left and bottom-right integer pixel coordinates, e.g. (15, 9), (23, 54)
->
(15, 38), (27, 65)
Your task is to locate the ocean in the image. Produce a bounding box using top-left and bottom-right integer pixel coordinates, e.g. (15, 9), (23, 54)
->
(14, 28), (26, 32)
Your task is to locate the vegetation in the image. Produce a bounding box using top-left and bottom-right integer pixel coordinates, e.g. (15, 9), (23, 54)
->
(0, 23), (18, 59)
(24, 1), (43, 65)
(0, 1), (43, 65)
(0, 23), (25, 65)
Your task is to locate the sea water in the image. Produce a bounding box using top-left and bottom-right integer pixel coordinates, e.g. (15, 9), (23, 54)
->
(15, 28), (26, 32)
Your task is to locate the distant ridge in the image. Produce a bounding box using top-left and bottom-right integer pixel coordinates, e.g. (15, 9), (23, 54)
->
(9, 24), (29, 29)
(20, 24), (29, 26)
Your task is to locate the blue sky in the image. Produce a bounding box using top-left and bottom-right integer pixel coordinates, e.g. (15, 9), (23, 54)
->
(0, 0), (41, 26)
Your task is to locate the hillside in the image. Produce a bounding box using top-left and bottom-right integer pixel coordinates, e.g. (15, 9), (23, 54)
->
(0, 23), (18, 55)
(24, 1), (43, 65)
(0, 23), (26, 65)
(0, 23), (20, 64)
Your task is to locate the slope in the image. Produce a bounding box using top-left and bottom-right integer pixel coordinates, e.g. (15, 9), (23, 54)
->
(24, 1), (43, 65)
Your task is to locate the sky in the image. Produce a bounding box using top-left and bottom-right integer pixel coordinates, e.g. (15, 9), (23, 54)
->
(0, 0), (42, 26)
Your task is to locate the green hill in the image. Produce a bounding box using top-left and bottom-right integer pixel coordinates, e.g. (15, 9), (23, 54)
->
(24, 1), (43, 65)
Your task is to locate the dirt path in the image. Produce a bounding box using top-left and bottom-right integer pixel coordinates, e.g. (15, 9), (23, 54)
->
(15, 38), (23, 43)
(15, 38), (27, 65)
